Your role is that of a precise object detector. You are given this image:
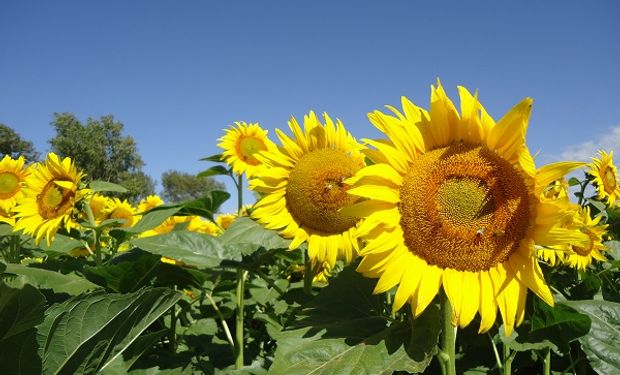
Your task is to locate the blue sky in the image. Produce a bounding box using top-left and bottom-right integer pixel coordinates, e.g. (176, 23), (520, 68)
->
(1, 1), (619, 213)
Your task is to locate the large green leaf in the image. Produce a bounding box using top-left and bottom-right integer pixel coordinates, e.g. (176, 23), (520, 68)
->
(37, 287), (181, 375)
(564, 300), (620, 374)
(90, 180), (128, 193)
(131, 231), (237, 268)
(121, 206), (181, 234)
(177, 190), (230, 220)
(3, 264), (99, 295)
(31, 233), (84, 254)
(84, 249), (208, 292)
(0, 282), (46, 374)
(268, 267), (439, 375)
(197, 165), (229, 178)
(219, 217), (290, 256)
(514, 299), (591, 353)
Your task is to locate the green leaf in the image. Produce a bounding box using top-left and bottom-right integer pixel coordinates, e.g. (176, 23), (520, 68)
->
(219, 217), (290, 256)
(178, 190), (230, 220)
(197, 165), (229, 178)
(131, 231), (237, 268)
(564, 300), (620, 374)
(568, 177), (582, 186)
(122, 206), (181, 234)
(37, 287), (182, 375)
(0, 223), (15, 236)
(84, 249), (207, 292)
(101, 329), (168, 375)
(605, 241), (620, 261)
(200, 154), (223, 162)
(515, 299), (591, 353)
(268, 267), (439, 375)
(35, 233), (84, 254)
(0, 282), (45, 374)
(3, 264), (99, 295)
(90, 180), (128, 193)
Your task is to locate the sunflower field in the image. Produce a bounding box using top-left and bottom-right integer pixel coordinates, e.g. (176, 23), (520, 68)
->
(1, 83), (620, 375)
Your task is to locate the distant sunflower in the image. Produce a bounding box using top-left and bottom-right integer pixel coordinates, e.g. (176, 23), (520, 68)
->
(218, 122), (276, 177)
(346, 83), (588, 335)
(137, 195), (165, 213)
(588, 150), (620, 206)
(563, 206), (607, 270)
(89, 193), (111, 223)
(250, 112), (365, 267)
(216, 213), (237, 230)
(0, 155), (29, 212)
(14, 153), (88, 245)
(103, 198), (139, 228)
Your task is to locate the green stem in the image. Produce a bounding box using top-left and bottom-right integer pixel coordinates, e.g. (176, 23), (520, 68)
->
(8, 235), (21, 263)
(488, 333), (503, 371)
(303, 248), (314, 295)
(83, 201), (102, 265)
(577, 179), (588, 207)
(237, 174), (243, 216)
(543, 348), (551, 375)
(205, 292), (235, 353)
(169, 302), (177, 353)
(439, 291), (457, 375)
(503, 342), (513, 375)
(235, 269), (247, 369)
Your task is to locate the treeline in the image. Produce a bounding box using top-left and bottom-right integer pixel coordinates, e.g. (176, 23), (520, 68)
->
(0, 114), (224, 203)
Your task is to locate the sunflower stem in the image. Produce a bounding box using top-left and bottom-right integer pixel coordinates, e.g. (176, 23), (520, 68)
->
(235, 268), (247, 369)
(83, 201), (102, 266)
(7, 235), (21, 263)
(234, 173), (246, 369)
(503, 342), (513, 375)
(303, 249), (314, 295)
(168, 294), (177, 354)
(205, 291), (236, 354)
(439, 290), (457, 375)
(543, 348), (551, 375)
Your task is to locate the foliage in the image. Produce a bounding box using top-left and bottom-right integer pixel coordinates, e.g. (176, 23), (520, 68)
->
(48, 113), (155, 202)
(161, 170), (225, 204)
(0, 123), (40, 161)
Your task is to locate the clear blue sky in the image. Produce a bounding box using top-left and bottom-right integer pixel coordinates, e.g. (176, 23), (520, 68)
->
(1, 1), (619, 213)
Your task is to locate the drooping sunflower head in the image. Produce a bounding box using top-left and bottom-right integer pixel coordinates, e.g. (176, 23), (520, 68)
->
(103, 198), (139, 228)
(563, 206), (607, 270)
(218, 122), (276, 177)
(0, 155), (30, 212)
(250, 111), (366, 267)
(137, 194), (164, 213)
(13, 153), (88, 245)
(588, 150), (620, 206)
(346, 82), (588, 335)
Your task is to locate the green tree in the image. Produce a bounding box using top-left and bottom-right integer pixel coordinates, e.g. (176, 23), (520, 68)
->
(0, 123), (40, 161)
(48, 113), (155, 202)
(161, 170), (225, 203)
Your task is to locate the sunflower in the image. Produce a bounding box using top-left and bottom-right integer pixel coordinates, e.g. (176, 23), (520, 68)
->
(13, 153), (88, 245)
(562, 206), (607, 270)
(88, 193), (112, 223)
(0, 207), (14, 226)
(345, 83), (588, 335)
(187, 216), (222, 235)
(138, 195), (165, 213)
(587, 150), (620, 206)
(216, 213), (237, 230)
(218, 122), (276, 177)
(0, 155), (29, 212)
(103, 198), (139, 228)
(250, 112), (366, 267)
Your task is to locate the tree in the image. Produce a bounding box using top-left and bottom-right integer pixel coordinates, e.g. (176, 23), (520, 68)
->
(0, 123), (40, 161)
(48, 113), (154, 202)
(161, 170), (225, 203)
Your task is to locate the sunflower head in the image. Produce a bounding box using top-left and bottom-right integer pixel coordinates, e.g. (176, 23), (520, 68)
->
(0, 155), (30, 212)
(562, 206), (608, 270)
(13, 153), (88, 245)
(588, 150), (620, 206)
(250, 111), (366, 267)
(138, 194), (164, 213)
(187, 216), (222, 235)
(346, 82), (588, 335)
(89, 193), (112, 223)
(216, 213), (237, 230)
(103, 198), (139, 228)
(218, 122), (275, 177)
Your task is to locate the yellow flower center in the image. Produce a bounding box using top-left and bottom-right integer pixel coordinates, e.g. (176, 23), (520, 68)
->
(286, 149), (360, 233)
(399, 144), (532, 272)
(37, 180), (75, 219)
(603, 167), (617, 192)
(571, 226), (597, 256)
(0, 172), (20, 199)
(236, 135), (267, 166)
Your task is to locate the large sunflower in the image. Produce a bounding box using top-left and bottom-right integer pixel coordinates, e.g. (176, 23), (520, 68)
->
(218, 122), (276, 177)
(0, 155), (29, 211)
(14, 153), (88, 245)
(345, 83), (588, 335)
(587, 150), (620, 206)
(250, 112), (366, 267)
